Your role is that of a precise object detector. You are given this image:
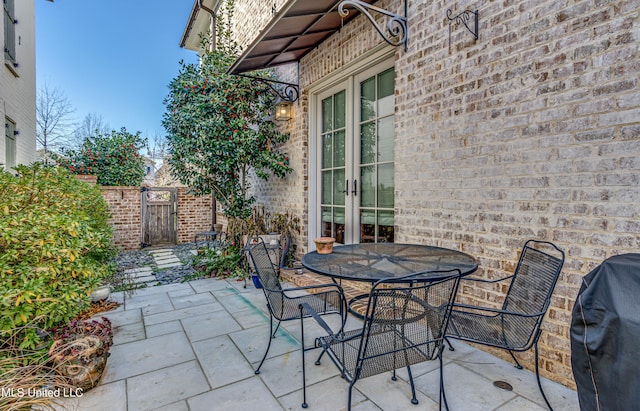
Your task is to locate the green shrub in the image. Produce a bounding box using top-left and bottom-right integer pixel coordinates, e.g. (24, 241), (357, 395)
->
(54, 127), (146, 186)
(0, 164), (116, 348)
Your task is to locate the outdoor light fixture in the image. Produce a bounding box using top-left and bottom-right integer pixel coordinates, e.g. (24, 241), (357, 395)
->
(275, 101), (292, 121)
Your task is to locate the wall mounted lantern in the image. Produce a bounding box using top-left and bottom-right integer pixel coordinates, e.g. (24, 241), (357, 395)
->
(275, 101), (292, 121)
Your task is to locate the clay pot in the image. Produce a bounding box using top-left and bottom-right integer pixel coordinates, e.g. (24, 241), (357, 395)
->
(314, 237), (335, 254)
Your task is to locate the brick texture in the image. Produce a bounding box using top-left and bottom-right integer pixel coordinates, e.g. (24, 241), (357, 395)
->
(224, 0), (640, 389)
(101, 186), (213, 251)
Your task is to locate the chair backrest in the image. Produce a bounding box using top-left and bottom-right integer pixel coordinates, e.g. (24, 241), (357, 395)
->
(503, 240), (565, 315)
(247, 239), (285, 318)
(356, 270), (461, 380)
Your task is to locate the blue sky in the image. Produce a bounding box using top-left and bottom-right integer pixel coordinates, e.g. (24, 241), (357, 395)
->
(36, 0), (199, 142)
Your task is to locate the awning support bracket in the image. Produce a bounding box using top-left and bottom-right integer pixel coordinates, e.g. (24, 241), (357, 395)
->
(236, 74), (299, 103)
(446, 9), (479, 40)
(338, 0), (408, 50)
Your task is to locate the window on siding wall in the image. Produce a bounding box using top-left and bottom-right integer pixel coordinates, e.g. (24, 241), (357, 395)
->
(4, 0), (16, 66)
(5, 118), (16, 170)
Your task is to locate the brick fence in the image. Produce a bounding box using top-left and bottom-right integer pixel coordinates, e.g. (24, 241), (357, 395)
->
(100, 185), (213, 251)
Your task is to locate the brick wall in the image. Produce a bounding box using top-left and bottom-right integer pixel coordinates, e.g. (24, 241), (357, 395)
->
(101, 186), (213, 250)
(176, 188), (214, 244)
(228, 0), (640, 388)
(101, 187), (141, 251)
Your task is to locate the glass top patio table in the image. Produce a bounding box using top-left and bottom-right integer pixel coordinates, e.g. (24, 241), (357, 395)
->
(301, 243), (478, 283)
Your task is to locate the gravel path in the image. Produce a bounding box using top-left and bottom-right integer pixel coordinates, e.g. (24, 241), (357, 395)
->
(114, 243), (200, 285)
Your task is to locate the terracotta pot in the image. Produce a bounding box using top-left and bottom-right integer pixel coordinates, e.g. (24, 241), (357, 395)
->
(314, 237), (335, 254)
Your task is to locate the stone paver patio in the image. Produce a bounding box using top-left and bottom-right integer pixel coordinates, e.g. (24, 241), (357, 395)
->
(55, 273), (580, 411)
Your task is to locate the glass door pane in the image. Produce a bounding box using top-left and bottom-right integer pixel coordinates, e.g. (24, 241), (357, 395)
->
(320, 90), (347, 244)
(358, 67), (395, 243)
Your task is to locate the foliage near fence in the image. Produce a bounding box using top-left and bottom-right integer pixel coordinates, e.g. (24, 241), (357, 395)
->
(0, 165), (115, 348)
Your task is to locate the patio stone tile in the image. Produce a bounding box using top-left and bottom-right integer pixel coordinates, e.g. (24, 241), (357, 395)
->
(217, 291), (264, 313)
(144, 302), (223, 326)
(99, 307), (142, 328)
(146, 320), (183, 338)
(107, 291), (125, 306)
(187, 377), (284, 411)
(181, 309), (242, 342)
(152, 400), (190, 411)
(142, 303), (175, 316)
(227, 304), (270, 329)
(451, 346), (580, 410)
(188, 278), (231, 293)
(210, 286), (244, 298)
(112, 321), (146, 345)
(355, 372), (440, 411)
(55, 380), (126, 411)
(351, 401), (384, 411)
(495, 396), (548, 411)
(414, 362), (517, 411)
(127, 360), (209, 410)
(192, 335), (255, 389)
(229, 324), (299, 364)
(125, 292), (171, 310)
(102, 332), (194, 383)
(168, 288), (196, 298)
(277, 375), (367, 411)
(170, 291), (216, 309)
(258, 348), (341, 398)
(131, 283), (192, 297)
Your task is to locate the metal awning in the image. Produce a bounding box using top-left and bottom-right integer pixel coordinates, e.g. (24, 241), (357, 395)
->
(229, 0), (407, 75)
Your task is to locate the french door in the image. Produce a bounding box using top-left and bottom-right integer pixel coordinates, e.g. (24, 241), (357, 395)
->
(316, 61), (395, 245)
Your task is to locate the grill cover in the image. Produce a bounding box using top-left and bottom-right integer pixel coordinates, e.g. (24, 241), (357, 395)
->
(570, 253), (640, 411)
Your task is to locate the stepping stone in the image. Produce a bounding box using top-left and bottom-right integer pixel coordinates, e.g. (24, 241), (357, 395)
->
(133, 275), (156, 283)
(131, 271), (156, 279)
(157, 262), (184, 269)
(124, 267), (154, 275)
(155, 256), (180, 264)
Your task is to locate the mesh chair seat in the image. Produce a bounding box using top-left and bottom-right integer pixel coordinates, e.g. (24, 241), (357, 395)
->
(447, 309), (538, 351)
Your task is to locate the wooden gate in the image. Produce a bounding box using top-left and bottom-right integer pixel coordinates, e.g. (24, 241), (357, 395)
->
(141, 187), (177, 247)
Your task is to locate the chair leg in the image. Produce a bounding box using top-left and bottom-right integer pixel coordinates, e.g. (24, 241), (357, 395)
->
(508, 349), (523, 369)
(534, 343), (554, 411)
(255, 315), (275, 374)
(314, 347), (325, 365)
(444, 336), (455, 351)
(300, 309), (308, 408)
(406, 365), (419, 405)
(439, 353), (449, 411)
(347, 383), (355, 411)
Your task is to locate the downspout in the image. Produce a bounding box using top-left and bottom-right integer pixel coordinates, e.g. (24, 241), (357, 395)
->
(198, 0), (219, 52)
(197, 1), (220, 227)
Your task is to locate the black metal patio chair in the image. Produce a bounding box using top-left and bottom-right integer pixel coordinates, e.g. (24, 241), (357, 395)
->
(445, 239), (565, 411)
(247, 238), (347, 375)
(300, 270), (461, 411)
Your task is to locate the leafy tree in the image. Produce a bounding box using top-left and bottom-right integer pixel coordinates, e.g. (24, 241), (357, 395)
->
(162, 0), (292, 219)
(55, 128), (146, 186)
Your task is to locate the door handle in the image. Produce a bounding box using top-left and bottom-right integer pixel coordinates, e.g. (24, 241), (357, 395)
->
(343, 180), (349, 196)
(352, 179), (357, 196)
